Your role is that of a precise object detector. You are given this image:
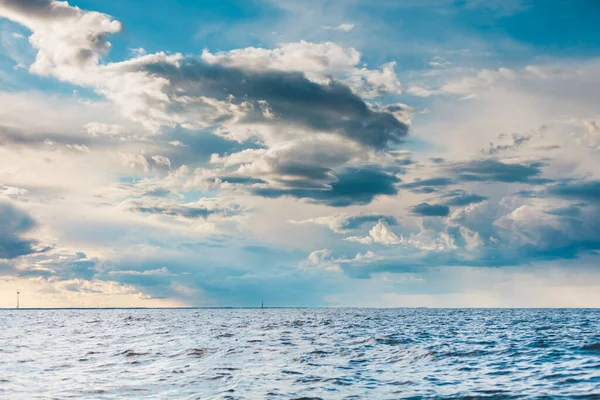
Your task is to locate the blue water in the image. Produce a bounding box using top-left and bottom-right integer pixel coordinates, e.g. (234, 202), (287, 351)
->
(1, 308), (600, 399)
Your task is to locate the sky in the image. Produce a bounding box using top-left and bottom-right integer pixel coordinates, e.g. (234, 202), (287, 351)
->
(1, 0), (600, 308)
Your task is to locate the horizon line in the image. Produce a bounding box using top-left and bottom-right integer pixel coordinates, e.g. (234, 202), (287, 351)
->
(1, 306), (599, 310)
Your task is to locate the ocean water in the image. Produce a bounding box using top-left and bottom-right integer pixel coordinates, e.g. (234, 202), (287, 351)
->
(1, 308), (600, 399)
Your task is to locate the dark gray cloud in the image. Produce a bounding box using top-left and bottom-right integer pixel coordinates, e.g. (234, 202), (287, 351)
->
(400, 177), (454, 193)
(210, 138), (365, 192)
(273, 162), (334, 182)
(220, 176), (267, 185)
(449, 159), (551, 184)
(548, 180), (600, 203)
(544, 203), (587, 218)
(410, 202), (450, 217)
(443, 192), (488, 207)
(0, 201), (38, 259)
(251, 166), (400, 206)
(142, 59), (409, 149)
(443, 198), (600, 267)
(395, 158), (415, 166)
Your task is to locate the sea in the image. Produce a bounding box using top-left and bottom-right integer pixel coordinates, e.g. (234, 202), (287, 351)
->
(1, 308), (600, 399)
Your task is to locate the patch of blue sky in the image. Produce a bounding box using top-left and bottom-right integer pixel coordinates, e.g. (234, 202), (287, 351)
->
(117, 176), (141, 185)
(73, 0), (283, 58)
(182, 189), (218, 202)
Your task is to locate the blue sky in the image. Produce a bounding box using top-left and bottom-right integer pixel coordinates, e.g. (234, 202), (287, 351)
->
(1, 0), (600, 307)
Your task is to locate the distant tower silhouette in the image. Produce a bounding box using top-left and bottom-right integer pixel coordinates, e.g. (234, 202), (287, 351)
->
(16, 290), (20, 309)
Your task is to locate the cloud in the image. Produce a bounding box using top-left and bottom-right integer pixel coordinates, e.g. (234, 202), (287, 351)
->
(448, 159), (550, 184)
(291, 213), (398, 233)
(411, 202), (450, 217)
(322, 23), (355, 32)
(0, 0), (122, 78)
(322, 194), (600, 277)
(0, 200), (39, 259)
(251, 166), (400, 206)
(84, 122), (125, 137)
(0, 4), (405, 145)
(137, 58), (408, 148)
(400, 177), (455, 193)
(544, 203), (586, 218)
(305, 249), (333, 267)
(547, 180), (600, 203)
(109, 266), (173, 276)
(483, 133), (532, 155)
(201, 41), (400, 98)
(443, 192), (488, 207)
(209, 136), (362, 189)
(8, 250), (98, 281)
(120, 198), (243, 220)
(345, 219), (403, 245)
(333, 251), (422, 279)
(0, 185), (28, 200)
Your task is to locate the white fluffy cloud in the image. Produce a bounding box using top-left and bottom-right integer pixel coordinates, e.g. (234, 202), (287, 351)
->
(1, 2), (403, 139)
(0, 0), (121, 80)
(345, 219), (403, 245)
(201, 40), (400, 97)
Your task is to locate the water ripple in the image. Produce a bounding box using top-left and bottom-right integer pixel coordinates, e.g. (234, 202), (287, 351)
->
(1, 308), (600, 398)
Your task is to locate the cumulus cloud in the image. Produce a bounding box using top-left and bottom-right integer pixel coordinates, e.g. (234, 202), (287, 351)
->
(209, 136), (363, 189)
(138, 58), (407, 148)
(321, 192), (598, 277)
(0, 4), (406, 146)
(291, 213), (398, 233)
(201, 41), (400, 98)
(345, 219), (403, 245)
(0, 0), (122, 79)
